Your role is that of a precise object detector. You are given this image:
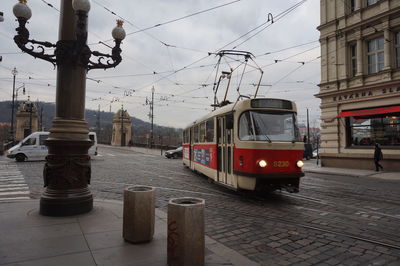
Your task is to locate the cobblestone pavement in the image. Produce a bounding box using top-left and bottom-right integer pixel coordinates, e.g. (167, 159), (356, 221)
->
(2, 145), (400, 266)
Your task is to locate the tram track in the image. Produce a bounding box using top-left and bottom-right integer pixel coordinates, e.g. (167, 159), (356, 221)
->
(281, 191), (400, 221)
(301, 184), (400, 206)
(92, 179), (400, 251)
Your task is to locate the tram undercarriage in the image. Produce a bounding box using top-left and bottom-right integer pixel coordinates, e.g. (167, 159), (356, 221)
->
(255, 177), (300, 193)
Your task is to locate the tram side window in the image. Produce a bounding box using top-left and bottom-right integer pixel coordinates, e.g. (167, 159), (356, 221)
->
(194, 125), (199, 143)
(206, 119), (214, 142)
(200, 122), (206, 143)
(183, 130), (189, 144)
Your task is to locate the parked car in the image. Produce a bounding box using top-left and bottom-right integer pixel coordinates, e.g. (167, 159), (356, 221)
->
(164, 146), (183, 159)
(312, 148), (319, 158)
(6, 132), (98, 162)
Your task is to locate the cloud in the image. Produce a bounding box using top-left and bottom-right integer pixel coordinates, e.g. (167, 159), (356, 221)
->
(0, 0), (321, 128)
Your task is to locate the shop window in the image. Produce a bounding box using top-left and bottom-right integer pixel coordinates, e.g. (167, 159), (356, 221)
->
(206, 119), (214, 142)
(367, 37), (384, 74)
(347, 114), (400, 147)
(396, 32), (400, 68)
(349, 43), (357, 77)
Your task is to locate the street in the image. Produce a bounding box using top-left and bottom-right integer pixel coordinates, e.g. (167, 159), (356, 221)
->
(1, 145), (400, 265)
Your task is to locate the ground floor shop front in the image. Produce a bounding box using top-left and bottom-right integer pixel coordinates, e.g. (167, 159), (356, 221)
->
(317, 80), (400, 171)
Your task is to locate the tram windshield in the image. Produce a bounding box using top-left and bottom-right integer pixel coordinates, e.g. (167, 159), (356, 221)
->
(239, 110), (301, 142)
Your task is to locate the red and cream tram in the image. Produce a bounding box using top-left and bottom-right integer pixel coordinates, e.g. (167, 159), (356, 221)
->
(182, 98), (305, 193)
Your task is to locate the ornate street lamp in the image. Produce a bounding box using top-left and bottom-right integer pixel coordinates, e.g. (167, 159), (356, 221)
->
(13, 0), (126, 216)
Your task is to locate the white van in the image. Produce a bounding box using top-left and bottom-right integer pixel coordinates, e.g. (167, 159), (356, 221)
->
(6, 132), (98, 162)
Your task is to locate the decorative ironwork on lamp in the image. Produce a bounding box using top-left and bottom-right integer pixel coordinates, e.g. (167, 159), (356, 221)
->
(13, 0), (126, 70)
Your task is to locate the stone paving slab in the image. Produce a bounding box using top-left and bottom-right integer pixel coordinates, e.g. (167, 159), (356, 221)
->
(0, 199), (259, 266)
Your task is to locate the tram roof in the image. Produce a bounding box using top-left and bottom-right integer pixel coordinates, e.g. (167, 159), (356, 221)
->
(184, 98), (297, 129)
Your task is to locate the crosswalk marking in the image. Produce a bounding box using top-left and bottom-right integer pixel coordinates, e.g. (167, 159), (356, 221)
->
(0, 162), (30, 201)
(0, 187), (29, 191)
(0, 191), (30, 196)
(0, 184), (28, 188)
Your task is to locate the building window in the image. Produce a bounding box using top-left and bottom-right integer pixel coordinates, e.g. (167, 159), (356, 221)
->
(367, 0), (380, 6)
(350, 44), (357, 77)
(396, 32), (400, 68)
(350, 0), (356, 11)
(367, 37), (384, 74)
(347, 114), (400, 147)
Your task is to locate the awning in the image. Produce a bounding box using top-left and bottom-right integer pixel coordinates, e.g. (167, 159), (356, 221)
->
(337, 106), (400, 118)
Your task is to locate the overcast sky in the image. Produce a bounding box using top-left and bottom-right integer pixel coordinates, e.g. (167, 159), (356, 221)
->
(0, 0), (321, 129)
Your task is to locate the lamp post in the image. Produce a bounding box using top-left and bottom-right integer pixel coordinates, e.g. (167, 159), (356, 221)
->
(120, 105), (125, 147)
(15, 83), (26, 109)
(10, 67), (18, 142)
(24, 96), (34, 136)
(13, 0), (126, 216)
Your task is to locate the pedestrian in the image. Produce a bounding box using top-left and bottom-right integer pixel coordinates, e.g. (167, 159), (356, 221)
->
(374, 143), (383, 171)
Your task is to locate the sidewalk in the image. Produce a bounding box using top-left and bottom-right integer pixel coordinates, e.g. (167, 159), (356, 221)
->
(303, 159), (400, 180)
(0, 199), (258, 266)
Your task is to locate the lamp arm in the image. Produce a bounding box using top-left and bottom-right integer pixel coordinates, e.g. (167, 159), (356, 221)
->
(13, 18), (57, 67)
(87, 40), (122, 70)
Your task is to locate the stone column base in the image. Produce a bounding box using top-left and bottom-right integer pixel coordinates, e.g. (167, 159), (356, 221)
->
(40, 135), (93, 216)
(40, 187), (93, 216)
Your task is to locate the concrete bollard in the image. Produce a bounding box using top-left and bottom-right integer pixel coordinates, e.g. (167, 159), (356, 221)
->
(167, 197), (205, 266)
(123, 185), (155, 243)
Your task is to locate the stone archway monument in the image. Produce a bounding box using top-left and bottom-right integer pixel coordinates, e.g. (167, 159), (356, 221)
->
(15, 99), (38, 141)
(111, 107), (132, 147)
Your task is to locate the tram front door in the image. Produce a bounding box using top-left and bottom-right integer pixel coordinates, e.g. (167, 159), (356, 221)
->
(217, 114), (234, 187)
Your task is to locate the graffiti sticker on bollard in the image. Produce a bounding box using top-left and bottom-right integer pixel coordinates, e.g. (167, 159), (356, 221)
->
(167, 197), (205, 266)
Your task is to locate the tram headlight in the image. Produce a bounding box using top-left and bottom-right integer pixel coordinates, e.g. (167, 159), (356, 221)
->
(296, 160), (304, 168)
(258, 160), (268, 168)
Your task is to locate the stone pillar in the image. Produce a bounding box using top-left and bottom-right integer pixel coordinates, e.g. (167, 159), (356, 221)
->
(40, 0), (93, 216)
(123, 186), (155, 243)
(355, 0), (361, 10)
(168, 197), (205, 266)
(356, 38), (364, 76)
(111, 108), (132, 146)
(384, 29), (391, 70)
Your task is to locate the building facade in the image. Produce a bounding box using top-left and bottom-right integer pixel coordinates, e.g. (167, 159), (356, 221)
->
(317, 0), (400, 170)
(111, 108), (132, 146)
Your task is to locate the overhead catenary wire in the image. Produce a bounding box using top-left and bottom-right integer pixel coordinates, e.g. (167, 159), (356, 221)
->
(94, 0), (243, 44)
(1, 1), (322, 120)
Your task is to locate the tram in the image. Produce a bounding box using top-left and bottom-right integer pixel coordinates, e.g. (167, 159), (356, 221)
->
(182, 98), (305, 193)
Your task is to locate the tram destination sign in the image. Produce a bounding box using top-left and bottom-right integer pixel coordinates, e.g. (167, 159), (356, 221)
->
(251, 99), (293, 110)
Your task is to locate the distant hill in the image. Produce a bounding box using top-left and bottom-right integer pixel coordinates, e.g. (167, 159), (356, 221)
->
(0, 101), (182, 145)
